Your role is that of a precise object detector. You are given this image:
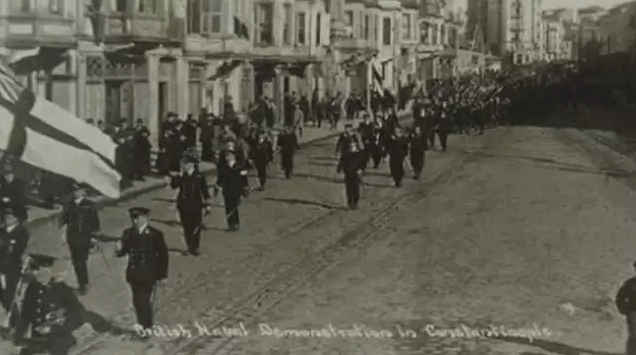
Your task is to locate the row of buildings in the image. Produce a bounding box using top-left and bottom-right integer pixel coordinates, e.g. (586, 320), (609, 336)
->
(0, 0), (483, 146)
(466, 0), (574, 65)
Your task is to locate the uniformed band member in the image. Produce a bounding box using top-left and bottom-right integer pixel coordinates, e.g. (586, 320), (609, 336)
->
(388, 127), (410, 188)
(409, 126), (427, 180)
(59, 182), (100, 294)
(0, 207), (29, 312)
(115, 207), (168, 337)
(342, 141), (363, 210)
(277, 126), (300, 179)
(215, 145), (249, 231)
(170, 156), (211, 256)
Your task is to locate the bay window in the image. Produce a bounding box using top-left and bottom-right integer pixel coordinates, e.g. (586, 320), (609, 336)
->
(402, 13), (411, 40)
(297, 12), (306, 44)
(283, 4), (292, 45)
(382, 17), (391, 45)
(256, 2), (274, 45)
(188, 0), (222, 35)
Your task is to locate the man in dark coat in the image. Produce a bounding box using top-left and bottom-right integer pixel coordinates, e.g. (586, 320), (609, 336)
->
(59, 183), (100, 295)
(215, 146), (249, 231)
(357, 115), (374, 171)
(388, 127), (410, 187)
(616, 259), (636, 355)
(0, 163), (28, 223)
(335, 124), (361, 173)
(115, 207), (168, 337)
(0, 207), (29, 312)
(133, 118), (151, 181)
(170, 157), (211, 256)
(183, 114), (198, 149)
(114, 120), (135, 187)
(199, 114), (215, 162)
(341, 140), (364, 210)
(250, 130), (273, 190)
(409, 126), (427, 180)
(277, 126), (300, 179)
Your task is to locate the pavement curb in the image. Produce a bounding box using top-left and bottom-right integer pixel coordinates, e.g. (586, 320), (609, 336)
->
(24, 127), (350, 230)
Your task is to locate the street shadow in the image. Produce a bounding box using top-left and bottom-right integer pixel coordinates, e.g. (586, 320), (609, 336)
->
(269, 172), (339, 184)
(306, 161), (334, 168)
(151, 198), (175, 203)
(93, 234), (120, 244)
(310, 156), (339, 162)
(167, 248), (188, 256)
(150, 218), (181, 227)
(497, 336), (620, 355)
(15, 282), (133, 355)
(263, 197), (348, 211)
(474, 151), (635, 178)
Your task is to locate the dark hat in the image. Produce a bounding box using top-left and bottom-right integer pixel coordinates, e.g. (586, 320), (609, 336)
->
(26, 253), (57, 270)
(128, 207), (150, 218)
(344, 123), (353, 128)
(119, 119), (128, 125)
(136, 118), (144, 123)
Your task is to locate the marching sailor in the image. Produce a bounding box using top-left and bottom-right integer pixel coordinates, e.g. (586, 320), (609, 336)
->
(115, 207), (168, 338)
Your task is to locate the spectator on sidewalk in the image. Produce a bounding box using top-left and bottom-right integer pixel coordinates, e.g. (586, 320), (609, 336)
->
(59, 183), (100, 295)
(133, 118), (151, 181)
(0, 206), (29, 313)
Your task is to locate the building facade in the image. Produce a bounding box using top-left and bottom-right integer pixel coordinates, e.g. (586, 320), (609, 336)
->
(597, 2), (636, 55)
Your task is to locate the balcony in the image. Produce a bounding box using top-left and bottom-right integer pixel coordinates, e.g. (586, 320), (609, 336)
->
(1, 14), (76, 48)
(103, 14), (178, 44)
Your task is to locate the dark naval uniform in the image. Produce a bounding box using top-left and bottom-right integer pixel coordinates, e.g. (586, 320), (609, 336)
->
(251, 133), (273, 189)
(116, 207), (168, 331)
(277, 127), (300, 179)
(388, 133), (409, 187)
(215, 148), (249, 231)
(59, 184), (100, 294)
(0, 208), (29, 311)
(170, 158), (211, 255)
(342, 142), (363, 209)
(409, 129), (427, 180)
(0, 164), (28, 223)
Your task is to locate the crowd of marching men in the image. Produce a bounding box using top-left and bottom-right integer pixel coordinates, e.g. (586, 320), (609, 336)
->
(0, 67), (578, 349)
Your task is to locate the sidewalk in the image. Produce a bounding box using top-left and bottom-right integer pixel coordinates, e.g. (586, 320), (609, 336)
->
(24, 119), (365, 229)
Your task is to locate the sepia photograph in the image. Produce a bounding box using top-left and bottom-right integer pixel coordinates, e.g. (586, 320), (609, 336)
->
(0, 0), (635, 354)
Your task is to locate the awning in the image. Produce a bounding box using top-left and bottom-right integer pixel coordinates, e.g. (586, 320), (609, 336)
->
(9, 47), (68, 74)
(103, 43), (154, 63)
(208, 60), (242, 81)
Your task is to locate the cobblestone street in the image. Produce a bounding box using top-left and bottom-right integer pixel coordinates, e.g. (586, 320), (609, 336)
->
(147, 124), (633, 355)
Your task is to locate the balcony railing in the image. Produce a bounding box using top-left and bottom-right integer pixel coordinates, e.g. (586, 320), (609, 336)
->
(1, 15), (76, 46)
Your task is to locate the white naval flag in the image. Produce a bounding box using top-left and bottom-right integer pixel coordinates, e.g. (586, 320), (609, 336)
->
(0, 61), (121, 198)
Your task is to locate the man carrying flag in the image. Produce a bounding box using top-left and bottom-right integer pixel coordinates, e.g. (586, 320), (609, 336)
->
(0, 60), (120, 199)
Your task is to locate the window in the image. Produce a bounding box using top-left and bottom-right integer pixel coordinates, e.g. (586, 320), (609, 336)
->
(257, 3), (274, 45)
(383, 17), (391, 45)
(364, 15), (370, 39)
(297, 12), (306, 44)
(402, 13), (411, 40)
(188, 0), (201, 33)
(283, 4), (292, 45)
(18, 0), (31, 12)
(316, 13), (322, 45)
(345, 10), (354, 26)
(116, 0), (127, 12)
(49, 0), (62, 13)
(201, 0), (222, 34)
(150, 0), (159, 14)
(375, 15), (379, 43)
